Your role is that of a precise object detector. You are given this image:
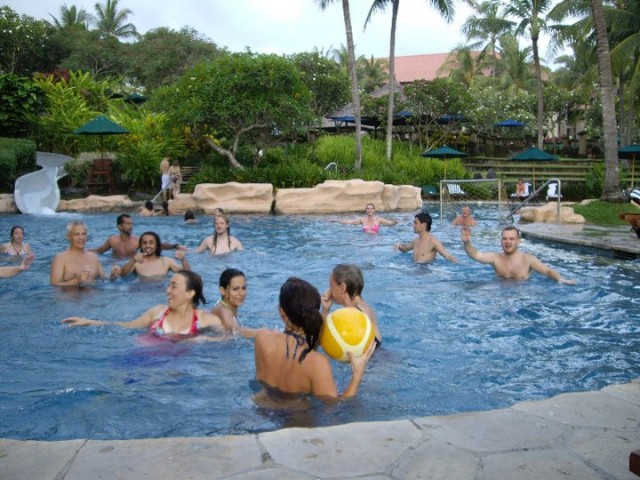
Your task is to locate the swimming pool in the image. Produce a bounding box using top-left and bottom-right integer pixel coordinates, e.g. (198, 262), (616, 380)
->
(1, 206), (639, 440)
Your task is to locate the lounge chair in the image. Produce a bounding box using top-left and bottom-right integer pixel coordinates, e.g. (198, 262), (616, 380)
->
(546, 183), (562, 201)
(446, 183), (466, 196)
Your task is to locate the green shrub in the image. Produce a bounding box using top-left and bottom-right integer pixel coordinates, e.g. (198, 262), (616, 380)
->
(0, 137), (36, 192)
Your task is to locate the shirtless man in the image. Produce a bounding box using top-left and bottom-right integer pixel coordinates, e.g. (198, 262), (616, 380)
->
(93, 214), (184, 258)
(394, 212), (457, 263)
(451, 205), (477, 227)
(50, 221), (107, 287)
(112, 231), (190, 279)
(461, 226), (575, 284)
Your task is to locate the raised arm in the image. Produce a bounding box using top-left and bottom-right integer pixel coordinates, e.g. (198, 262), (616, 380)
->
(461, 228), (495, 264)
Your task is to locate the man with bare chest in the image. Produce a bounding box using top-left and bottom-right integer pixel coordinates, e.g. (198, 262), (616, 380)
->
(50, 221), (107, 287)
(461, 226), (575, 284)
(112, 231), (190, 279)
(93, 214), (184, 258)
(395, 212), (457, 264)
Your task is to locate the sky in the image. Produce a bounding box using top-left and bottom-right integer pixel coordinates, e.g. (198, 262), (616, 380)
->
(8, 0), (560, 65)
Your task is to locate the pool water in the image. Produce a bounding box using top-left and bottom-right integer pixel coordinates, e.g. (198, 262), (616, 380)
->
(0, 206), (639, 440)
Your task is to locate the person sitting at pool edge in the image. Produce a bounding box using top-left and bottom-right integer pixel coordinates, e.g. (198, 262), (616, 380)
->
(112, 231), (190, 279)
(253, 277), (375, 404)
(93, 213), (185, 258)
(394, 212), (458, 264)
(461, 226), (576, 284)
(335, 203), (397, 233)
(322, 263), (381, 346)
(0, 253), (34, 278)
(50, 221), (111, 287)
(62, 270), (224, 340)
(451, 205), (477, 227)
(210, 268), (258, 338)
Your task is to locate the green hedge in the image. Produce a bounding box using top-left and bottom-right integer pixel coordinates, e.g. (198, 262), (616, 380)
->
(0, 137), (37, 192)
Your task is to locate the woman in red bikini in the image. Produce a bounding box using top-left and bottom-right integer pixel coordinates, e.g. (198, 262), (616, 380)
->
(335, 203), (397, 234)
(62, 271), (223, 339)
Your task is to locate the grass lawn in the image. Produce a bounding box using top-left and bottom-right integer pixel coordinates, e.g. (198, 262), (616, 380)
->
(572, 200), (640, 225)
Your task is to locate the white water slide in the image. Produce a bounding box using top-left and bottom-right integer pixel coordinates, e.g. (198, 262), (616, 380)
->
(14, 152), (72, 214)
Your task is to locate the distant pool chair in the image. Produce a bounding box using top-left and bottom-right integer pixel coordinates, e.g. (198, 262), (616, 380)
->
(546, 182), (562, 201)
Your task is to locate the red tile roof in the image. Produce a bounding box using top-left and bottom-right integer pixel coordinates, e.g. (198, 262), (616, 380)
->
(384, 53), (453, 83)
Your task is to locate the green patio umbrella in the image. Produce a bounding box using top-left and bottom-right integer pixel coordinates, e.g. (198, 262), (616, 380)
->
(73, 115), (129, 158)
(421, 145), (468, 179)
(510, 147), (557, 188)
(619, 144), (640, 187)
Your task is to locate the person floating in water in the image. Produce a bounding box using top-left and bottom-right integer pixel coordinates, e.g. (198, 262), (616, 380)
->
(451, 205), (477, 227)
(253, 277), (375, 404)
(194, 214), (243, 255)
(0, 253), (34, 278)
(210, 268), (257, 338)
(321, 263), (381, 346)
(1, 225), (33, 257)
(62, 270), (224, 340)
(335, 203), (397, 233)
(50, 221), (111, 287)
(93, 214), (184, 258)
(111, 231), (190, 279)
(461, 226), (576, 284)
(394, 212), (458, 264)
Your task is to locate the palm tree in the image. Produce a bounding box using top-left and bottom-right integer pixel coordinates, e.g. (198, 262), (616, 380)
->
(497, 34), (535, 90)
(461, 0), (514, 77)
(359, 56), (389, 92)
(591, 0), (622, 200)
(366, 0), (454, 161)
(317, 0), (363, 170)
(93, 0), (138, 40)
(438, 45), (483, 87)
(501, 0), (552, 150)
(49, 4), (92, 29)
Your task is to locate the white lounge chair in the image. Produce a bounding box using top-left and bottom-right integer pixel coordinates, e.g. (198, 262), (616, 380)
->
(446, 183), (466, 196)
(546, 183), (562, 201)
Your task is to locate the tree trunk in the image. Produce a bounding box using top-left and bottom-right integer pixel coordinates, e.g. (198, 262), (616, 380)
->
(532, 36), (544, 150)
(342, 0), (363, 170)
(591, 0), (623, 200)
(385, 0), (399, 162)
(204, 137), (244, 170)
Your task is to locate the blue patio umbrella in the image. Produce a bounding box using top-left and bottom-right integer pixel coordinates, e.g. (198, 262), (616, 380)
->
(421, 145), (468, 179)
(619, 144), (640, 186)
(495, 119), (525, 127)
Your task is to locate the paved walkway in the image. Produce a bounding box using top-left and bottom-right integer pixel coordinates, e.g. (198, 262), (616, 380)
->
(2, 221), (639, 480)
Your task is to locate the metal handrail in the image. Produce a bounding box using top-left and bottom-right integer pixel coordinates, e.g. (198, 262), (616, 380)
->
(509, 178), (562, 223)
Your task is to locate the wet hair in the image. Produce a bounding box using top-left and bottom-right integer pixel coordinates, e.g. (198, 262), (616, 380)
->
(219, 268), (245, 289)
(66, 220), (86, 235)
(415, 212), (433, 232)
(213, 207), (224, 215)
(177, 270), (206, 307)
(212, 214), (232, 253)
(139, 231), (162, 256)
(502, 226), (521, 238)
(144, 200), (153, 210)
(10, 225), (24, 237)
(184, 210), (195, 221)
(279, 277), (322, 363)
(117, 214), (131, 225)
(331, 263), (364, 298)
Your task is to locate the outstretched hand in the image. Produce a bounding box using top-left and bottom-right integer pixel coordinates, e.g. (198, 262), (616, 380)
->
(62, 317), (99, 327)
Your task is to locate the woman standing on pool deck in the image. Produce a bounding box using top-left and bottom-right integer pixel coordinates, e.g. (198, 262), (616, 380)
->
(321, 263), (381, 345)
(335, 203), (397, 233)
(62, 270), (224, 338)
(210, 268), (257, 338)
(1, 225), (33, 256)
(254, 277), (375, 403)
(194, 214), (243, 255)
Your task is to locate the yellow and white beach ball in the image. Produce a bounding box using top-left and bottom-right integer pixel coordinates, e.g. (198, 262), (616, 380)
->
(320, 307), (374, 362)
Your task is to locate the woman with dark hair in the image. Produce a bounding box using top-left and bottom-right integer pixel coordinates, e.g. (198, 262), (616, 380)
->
(1, 225), (33, 256)
(253, 277), (375, 404)
(62, 271), (223, 339)
(210, 268), (257, 337)
(194, 214), (243, 255)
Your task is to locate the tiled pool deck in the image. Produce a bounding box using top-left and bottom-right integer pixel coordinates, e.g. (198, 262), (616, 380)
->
(2, 222), (639, 479)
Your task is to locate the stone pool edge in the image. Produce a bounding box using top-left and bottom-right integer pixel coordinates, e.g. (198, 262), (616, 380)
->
(2, 377), (639, 479)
